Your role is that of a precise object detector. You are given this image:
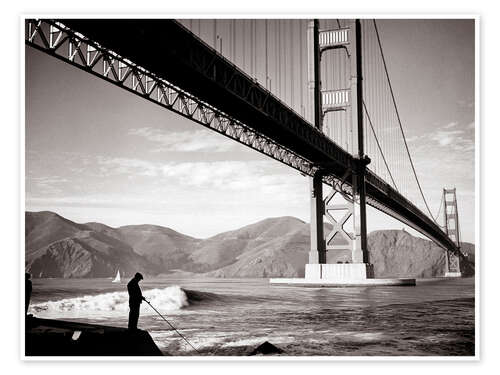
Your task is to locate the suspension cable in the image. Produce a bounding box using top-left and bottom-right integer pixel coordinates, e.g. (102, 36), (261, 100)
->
(372, 20), (438, 223)
(455, 191), (462, 248)
(435, 192), (445, 228)
(363, 101), (398, 191)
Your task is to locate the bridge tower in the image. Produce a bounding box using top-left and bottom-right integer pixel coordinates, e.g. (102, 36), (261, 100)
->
(305, 19), (373, 281)
(443, 188), (462, 277)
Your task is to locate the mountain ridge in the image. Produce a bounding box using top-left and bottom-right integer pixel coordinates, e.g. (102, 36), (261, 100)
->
(25, 211), (475, 279)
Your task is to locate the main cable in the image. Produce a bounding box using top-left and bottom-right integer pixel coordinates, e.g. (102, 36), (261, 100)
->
(372, 20), (438, 223)
(363, 101), (398, 191)
(435, 192), (445, 228)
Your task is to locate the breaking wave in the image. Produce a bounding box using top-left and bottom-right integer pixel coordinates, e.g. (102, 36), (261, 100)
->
(31, 285), (189, 318)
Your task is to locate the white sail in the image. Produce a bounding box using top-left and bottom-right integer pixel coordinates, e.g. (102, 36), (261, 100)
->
(112, 270), (121, 283)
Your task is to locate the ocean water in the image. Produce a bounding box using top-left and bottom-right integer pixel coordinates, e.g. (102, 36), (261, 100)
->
(28, 277), (475, 357)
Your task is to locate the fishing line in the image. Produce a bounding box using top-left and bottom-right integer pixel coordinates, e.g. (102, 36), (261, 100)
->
(144, 299), (202, 355)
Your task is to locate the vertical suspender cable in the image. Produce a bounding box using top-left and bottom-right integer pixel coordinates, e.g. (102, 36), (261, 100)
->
(373, 20), (437, 222)
(251, 20), (254, 77)
(370, 24), (375, 169)
(278, 20), (281, 98)
(363, 103), (398, 191)
(249, 20), (253, 75)
(255, 20), (258, 80)
(265, 19), (269, 89)
(231, 19), (235, 62)
(299, 20), (304, 116)
(363, 20), (367, 156)
(289, 20), (295, 109)
(253, 20), (259, 77)
(346, 24), (349, 149)
(283, 20), (287, 103)
(252, 20), (255, 77)
(243, 20), (246, 72)
(213, 19), (217, 48)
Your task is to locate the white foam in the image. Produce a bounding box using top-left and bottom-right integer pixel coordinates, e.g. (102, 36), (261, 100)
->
(151, 331), (227, 351)
(331, 331), (386, 342)
(30, 285), (189, 319)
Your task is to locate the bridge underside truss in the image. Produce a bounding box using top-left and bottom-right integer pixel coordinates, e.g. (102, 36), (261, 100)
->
(26, 20), (318, 179)
(25, 19), (463, 260)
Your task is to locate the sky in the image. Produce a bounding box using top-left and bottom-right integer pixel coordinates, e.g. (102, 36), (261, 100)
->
(25, 18), (475, 242)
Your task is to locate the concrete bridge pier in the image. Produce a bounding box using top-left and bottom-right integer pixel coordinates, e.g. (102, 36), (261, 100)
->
(445, 251), (462, 277)
(304, 173), (376, 283)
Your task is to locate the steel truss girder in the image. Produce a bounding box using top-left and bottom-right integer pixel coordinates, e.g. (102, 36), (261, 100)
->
(25, 19), (463, 259)
(55, 19), (353, 173)
(324, 187), (355, 250)
(26, 19), (317, 178)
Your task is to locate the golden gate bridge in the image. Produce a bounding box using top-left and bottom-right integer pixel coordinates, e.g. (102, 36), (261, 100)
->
(25, 18), (469, 283)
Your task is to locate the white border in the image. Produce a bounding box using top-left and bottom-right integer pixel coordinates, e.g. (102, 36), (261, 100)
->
(474, 15), (481, 361)
(19, 13), (480, 363)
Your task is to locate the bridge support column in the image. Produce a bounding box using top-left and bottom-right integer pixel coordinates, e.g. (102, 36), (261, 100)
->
(309, 172), (326, 264)
(348, 19), (370, 266)
(304, 18), (372, 282)
(443, 188), (462, 277)
(351, 168), (366, 264)
(307, 19), (326, 267)
(272, 19), (413, 287)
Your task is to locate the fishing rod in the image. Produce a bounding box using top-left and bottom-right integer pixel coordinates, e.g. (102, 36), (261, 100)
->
(144, 299), (202, 355)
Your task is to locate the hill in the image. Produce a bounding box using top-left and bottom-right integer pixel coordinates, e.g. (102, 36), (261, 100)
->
(116, 225), (199, 271)
(27, 230), (157, 278)
(188, 216), (308, 274)
(25, 211), (475, 278)
(26, 211), (88, 254)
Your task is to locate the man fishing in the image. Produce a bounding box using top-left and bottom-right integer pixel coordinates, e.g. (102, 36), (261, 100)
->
(127, 272), (146, 330)
(25, 273), (32, 315)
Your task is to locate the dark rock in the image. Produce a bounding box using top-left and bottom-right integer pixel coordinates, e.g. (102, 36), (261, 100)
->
(25, 316), (164, 356)
(248, 341), (284, 356)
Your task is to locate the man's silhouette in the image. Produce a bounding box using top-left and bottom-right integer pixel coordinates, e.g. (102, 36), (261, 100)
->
(127, 272), (145, 330)
(25, 273), (32, 315)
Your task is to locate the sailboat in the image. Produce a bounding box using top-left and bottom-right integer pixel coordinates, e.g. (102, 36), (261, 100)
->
(112, 270), (121, 283)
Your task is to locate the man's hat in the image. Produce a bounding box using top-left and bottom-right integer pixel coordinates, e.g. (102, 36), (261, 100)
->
(135, 272), (143, 280)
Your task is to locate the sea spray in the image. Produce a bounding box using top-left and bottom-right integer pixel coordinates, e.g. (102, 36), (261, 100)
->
(31, 285), (189, 318)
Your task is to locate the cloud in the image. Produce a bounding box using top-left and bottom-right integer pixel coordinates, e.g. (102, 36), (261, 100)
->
(390, 119), (475, 220)
(96, 156), (159, 177)
(128, 127), (238, 153)
(26, 193), (167, 209)
(430, 129), (464, 146)
(457, 99), (474, 109)
(159, 160), (302, 191)
(424, 122), (474, 152)
(94, 155), (305, 193)
(406, 135), (424, 143)
(27, 176), (69, 194)
(443, 121), (459, 129)
(26, 156), (309, 229)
